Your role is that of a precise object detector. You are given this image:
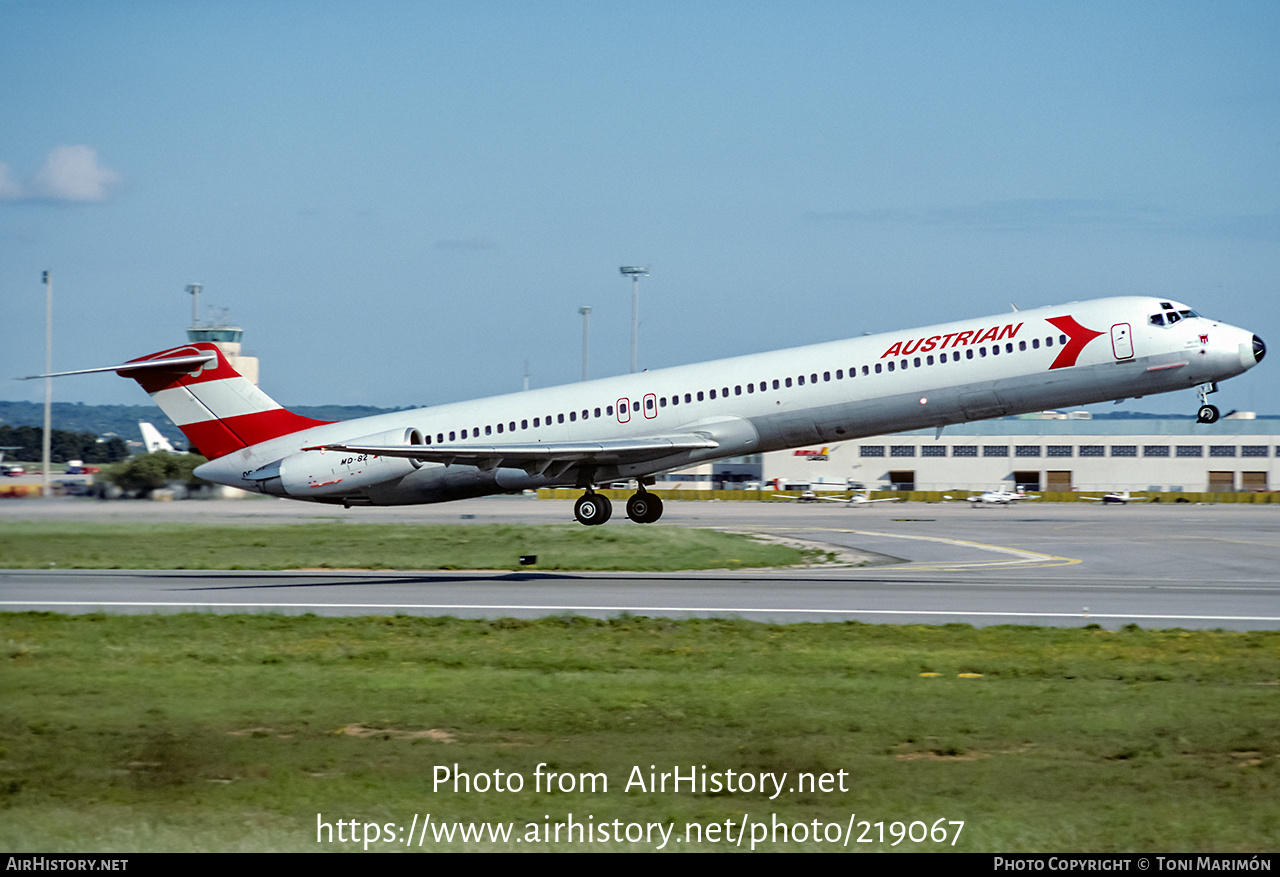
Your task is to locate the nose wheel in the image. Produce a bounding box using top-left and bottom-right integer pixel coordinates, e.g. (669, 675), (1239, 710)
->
(626, 489), (664, 523)
(1195, 383), (1220, 424)
(573, 491), (612, 525)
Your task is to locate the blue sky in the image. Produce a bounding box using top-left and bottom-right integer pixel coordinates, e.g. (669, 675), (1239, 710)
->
(3, 1), (1278, 415)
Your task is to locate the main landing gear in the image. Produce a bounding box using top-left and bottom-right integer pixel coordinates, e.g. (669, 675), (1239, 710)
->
(572, 487), (664, 525)
(574, 490), (612, 526)
(625, 488), (663, 524)
(1196, 383), (1220, 424)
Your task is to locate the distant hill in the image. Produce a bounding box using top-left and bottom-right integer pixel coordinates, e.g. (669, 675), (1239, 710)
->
(0, 401), (401, 450)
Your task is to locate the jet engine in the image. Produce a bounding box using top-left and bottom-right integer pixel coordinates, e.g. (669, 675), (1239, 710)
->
(250, 427), (427, 499)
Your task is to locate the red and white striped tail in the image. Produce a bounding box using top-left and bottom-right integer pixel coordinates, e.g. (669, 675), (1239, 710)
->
(119, 343), (330, 459)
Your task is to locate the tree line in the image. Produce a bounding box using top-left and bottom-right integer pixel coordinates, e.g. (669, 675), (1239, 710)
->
(0, 426), (130, 464)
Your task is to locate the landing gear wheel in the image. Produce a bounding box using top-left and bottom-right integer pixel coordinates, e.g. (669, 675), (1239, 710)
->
(574, 492), (612, 525)
(626, 491), (664, 523)
(1197, 404), (1220, 424)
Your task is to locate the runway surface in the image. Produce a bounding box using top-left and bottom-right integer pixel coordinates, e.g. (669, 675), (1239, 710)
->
(3, 496), (1279, 629)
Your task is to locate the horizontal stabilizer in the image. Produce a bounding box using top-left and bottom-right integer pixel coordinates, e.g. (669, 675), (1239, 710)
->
(21, 352), (217, 380)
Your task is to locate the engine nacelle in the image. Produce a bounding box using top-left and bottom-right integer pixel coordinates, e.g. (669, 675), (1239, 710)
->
(254, 427), (426, 499)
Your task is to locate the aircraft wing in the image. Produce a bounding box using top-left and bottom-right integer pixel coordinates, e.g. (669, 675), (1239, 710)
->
(306, 434), (719, 477)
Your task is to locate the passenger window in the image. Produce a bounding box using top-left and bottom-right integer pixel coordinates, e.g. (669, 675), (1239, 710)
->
(646, 398), (654, 410)
(710, 389), (717, 399)
(926, 355), (933, 365)
(633, 401), (640, 412)
(966, 349), (974, 359)
(735, 385), (742, 395)
(461, 429), (468, 439)
(1032, 338), (1040, 349)
(773, 379), (780, 389)
(594, 408), (601, 418)
(798, 375), (805, 385)
(862, 365), (869, 375)
(558, 414), (564, 424)
(747, 383), (754, 393)
(823, 371), (830, 381)
(991, 346), (998, 355)
(697, 391), (704, 401)
(521, 420), (527, 430)
(1045, 337), (1054, 347)
(913, 357), (921, 367)
(836, 369), (843, 379)
(486, 425), (493, 435)
(496, 423), (503, 433)
(887, 361), (895, 371)
(722, 387), (729, 397)
(874, 363), (881, 373)
(1019, 341), (1026, 350)
(1059, 334), (1067, 344)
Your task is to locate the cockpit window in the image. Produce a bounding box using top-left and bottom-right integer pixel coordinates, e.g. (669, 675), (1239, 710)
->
(1150, 313), (1165, 326)
(1167, 312), (1181, 324)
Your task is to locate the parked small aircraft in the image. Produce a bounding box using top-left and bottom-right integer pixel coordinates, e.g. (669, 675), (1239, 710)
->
(967, 487), (1037, 507)
(1079, 490), (1150, 504)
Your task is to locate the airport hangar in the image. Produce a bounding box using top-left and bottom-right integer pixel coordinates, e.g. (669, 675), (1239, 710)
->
(670, 413), (1280, 495)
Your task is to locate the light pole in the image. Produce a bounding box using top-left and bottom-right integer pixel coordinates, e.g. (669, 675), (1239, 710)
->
(578, 306), (591, 381)
(619, 266), (648, 373)
(42, 271), (52, 499)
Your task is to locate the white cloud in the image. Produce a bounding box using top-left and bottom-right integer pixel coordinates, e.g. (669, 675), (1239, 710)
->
(0, 146), (122, 203)
(0, 162), (23, 200)
(29, 145), (121, 201)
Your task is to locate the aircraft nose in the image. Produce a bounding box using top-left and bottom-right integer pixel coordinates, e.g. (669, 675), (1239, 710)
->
(1254, 334), (1266, 364)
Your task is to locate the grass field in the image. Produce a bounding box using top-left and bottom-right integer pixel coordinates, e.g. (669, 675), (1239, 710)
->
(0, 521), (829, 571)
(1, 613), (1277, 852)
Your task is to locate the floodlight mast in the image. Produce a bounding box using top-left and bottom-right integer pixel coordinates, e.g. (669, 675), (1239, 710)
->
(619, 266), (648, 373)
(578, 306), (592, 381)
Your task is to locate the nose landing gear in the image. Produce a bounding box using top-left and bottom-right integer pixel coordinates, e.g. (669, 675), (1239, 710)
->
(1195, 383), (1220, 424)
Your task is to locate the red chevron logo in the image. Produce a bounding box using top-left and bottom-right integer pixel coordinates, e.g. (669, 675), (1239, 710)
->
(1045, 315), (1104, 370)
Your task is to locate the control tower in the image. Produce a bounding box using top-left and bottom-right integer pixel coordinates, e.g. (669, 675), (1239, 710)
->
(185, 283), (260, 385)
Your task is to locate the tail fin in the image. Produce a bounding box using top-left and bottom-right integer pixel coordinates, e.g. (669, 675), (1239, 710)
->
(119, 343), (330, 459)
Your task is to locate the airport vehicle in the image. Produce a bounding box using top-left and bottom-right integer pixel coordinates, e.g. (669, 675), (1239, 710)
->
(966, 487), (1037, 507)
(0, 446), (23, 476)
(1079, 490), (1150, 504)
(32, 295), (1263, 525)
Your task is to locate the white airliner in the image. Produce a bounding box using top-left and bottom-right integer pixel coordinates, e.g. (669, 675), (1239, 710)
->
(32, 295), (1264, 525)
(139, 422), (178, 454)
